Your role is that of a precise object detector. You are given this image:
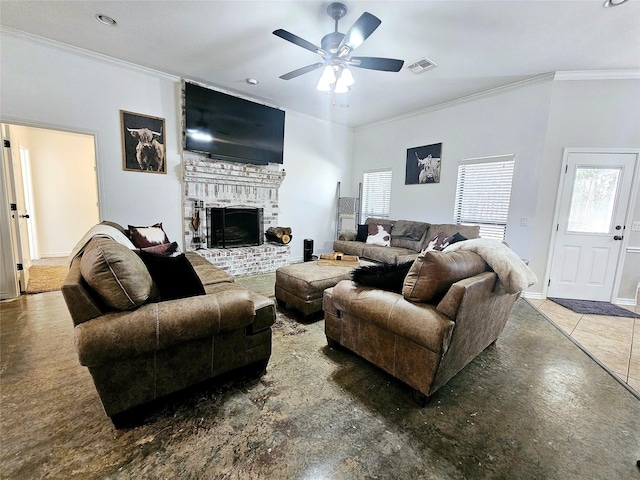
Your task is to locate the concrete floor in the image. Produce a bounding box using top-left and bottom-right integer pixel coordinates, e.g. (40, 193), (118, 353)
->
(1, 279), (640, 479)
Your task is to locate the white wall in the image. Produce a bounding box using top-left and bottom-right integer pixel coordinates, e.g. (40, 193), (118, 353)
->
(279, 111), (354, 261)
(7, 125), (100, 257)
(0, 32), (184, 243)
(352, 78), (555, 294)
(535, 77), (640, 301)
(0, 31), (352, 261)
(351, 75), (640, 299)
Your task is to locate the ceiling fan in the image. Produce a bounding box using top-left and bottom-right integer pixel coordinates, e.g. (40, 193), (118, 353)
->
(273, 2), (404, 93)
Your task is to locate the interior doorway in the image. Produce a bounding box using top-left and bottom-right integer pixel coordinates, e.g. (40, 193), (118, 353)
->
(547, 148), (639, 302)
(0, 123), (100, 298)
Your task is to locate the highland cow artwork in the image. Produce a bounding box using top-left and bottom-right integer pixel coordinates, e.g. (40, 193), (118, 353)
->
(405, 143), (442, 185)
(121, 110), (166, 174)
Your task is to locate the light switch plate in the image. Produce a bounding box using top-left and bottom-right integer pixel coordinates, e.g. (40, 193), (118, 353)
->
(632, 221), (640, 231)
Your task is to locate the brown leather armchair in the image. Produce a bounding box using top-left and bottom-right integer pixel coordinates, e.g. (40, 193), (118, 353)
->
(323, 249), (524, 405)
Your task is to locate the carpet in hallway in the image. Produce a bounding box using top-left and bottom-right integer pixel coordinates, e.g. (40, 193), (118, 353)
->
(24, 264), (68, 293)
(1, 292), (639, 479)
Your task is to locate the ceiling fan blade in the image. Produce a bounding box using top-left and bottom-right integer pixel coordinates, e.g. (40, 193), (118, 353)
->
(273, 29), (326, 55)
(350, 57), (404, 72)
(279, 63), (324, 80)
(338, 12), (381, 54)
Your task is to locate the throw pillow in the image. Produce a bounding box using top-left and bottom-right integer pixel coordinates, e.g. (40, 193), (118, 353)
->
(138, 241), (180, 257)
(80, 237), (155, 310)
(402, 250), (487, 304)
(391, 220), (429, 241)
(138, 251), (205, 301)
(366, 223), (392, 247)
(423, 232), (451, 252)
(128, 223), (170, 248)
(447, 232), (468, 246)
(351, 261), (414, 293)
(356, 224), (369, 242)
(424, 231), (469, 252)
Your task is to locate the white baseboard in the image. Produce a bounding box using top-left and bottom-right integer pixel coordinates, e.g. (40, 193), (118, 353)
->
(522, 291), (544, 300)
(39, 252), (71, 259)
(615, 297), (637, 307)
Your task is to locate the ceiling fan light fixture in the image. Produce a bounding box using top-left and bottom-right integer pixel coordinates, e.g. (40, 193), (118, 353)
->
(316, 78), (332, 92)
(320, 65), (337, 85)
(340, 67), (355, 87)
(274, 3), (403, 93)
(334, 79), (349, 94)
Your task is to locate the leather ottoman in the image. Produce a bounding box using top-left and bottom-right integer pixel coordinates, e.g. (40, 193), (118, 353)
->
(275, 260), (373, 320)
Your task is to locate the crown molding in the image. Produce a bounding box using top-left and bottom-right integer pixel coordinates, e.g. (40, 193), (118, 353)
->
(355, 73), (555, 132)
(555, 70), (640, 81)
(1, 26), (180, 82)
(356, 69), (640, 131)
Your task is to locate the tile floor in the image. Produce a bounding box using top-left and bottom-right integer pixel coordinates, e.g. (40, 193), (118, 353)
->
(527, 297), (639, 395)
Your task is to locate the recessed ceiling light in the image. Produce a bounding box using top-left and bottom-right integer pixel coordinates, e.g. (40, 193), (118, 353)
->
(603, 0), (629, 7)
(246, 78), (259, 85)
(95, 14), (117, 26)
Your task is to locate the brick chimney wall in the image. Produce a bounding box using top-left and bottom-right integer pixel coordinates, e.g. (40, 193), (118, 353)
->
(183, 151), (290, 276)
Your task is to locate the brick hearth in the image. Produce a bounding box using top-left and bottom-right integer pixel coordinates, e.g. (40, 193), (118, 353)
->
(183, 151), (290, 276)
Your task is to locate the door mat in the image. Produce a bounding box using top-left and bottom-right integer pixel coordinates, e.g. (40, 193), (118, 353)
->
(548, 297), (640, 318)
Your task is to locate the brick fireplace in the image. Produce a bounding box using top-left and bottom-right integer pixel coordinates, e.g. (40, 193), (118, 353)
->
(183, 151), (290, 276)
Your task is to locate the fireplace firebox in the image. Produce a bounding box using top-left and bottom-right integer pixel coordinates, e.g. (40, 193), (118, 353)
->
(206, 207), (264, 248)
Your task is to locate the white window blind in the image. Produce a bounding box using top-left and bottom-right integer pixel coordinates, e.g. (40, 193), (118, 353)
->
(361, 169), (392, 223)
(453, 155), (515, 240)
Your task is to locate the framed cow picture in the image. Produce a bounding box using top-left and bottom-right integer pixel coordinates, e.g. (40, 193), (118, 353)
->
(120, 110), (166, 174)
(405, 142), (442, 185)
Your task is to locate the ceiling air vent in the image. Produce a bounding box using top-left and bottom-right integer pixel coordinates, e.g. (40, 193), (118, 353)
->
(408, 57), (438, 75)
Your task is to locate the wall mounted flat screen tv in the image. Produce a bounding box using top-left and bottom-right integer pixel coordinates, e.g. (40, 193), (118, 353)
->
(184, 82), (285, 165)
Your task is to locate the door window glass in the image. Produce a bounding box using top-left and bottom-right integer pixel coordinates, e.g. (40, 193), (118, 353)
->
(567, 167), (620, 234)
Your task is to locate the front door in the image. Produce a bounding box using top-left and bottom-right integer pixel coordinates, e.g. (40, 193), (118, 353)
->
(547, 150), (638, 301)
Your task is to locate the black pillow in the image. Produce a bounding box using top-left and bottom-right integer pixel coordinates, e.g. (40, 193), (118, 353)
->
(138, 251), (205, 301)
(356, 224), (368, 242)
(351, 261), (414, 293)
(448, 232), (468, 245)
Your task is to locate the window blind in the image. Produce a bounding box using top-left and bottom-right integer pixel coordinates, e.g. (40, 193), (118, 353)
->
(453, 156), (515, 240)
(361, 169), (392, 223)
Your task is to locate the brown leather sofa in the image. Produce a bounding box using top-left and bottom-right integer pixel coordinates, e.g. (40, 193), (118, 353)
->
(62, 236), (274, 424)
(323, 248), (525, 405)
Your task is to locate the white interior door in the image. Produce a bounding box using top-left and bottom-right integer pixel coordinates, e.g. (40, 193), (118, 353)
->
(2, 125), (31, 292)
(548, 151), (637, 301)
(0, 138), (19, 300)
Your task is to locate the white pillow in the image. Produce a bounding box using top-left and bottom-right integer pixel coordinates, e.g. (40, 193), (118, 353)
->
(366, 224), (391, 247)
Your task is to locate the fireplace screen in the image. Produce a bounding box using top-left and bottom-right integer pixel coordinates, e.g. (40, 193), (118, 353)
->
(206, 207), (264, 248)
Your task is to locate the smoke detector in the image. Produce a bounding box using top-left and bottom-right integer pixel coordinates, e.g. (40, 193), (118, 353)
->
(408, 57), (438, 75)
